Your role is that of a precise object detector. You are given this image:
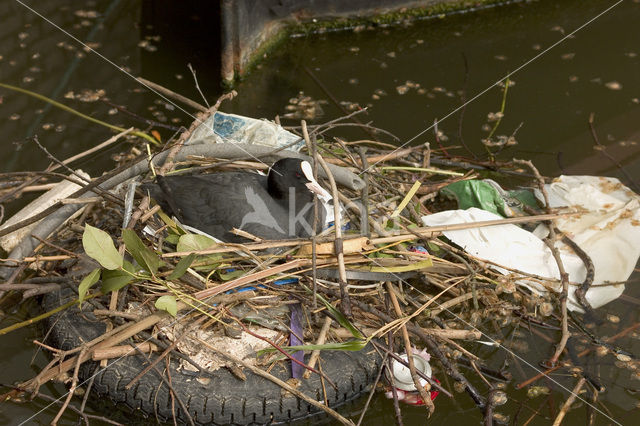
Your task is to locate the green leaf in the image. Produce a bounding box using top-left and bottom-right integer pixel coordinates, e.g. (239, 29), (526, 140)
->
(218, 268), (245, 281)
(122, 229), (162, 275)
(156, 209), (179, 231)
(364, 259), (432, 273)
(155, 295), (177, 317)
(369, 250), (395, 259)
(168, 253), (196, 280)
(101, 260), (136, 293)
(165, 234), (180, 245)
(176, 234), (217, 252)
(82, 224), (123, 270)
(177, 234), (222, 271)
(316, 294), (364, 340)
(427, 241), (443, 255)
(78, 268), (101, 303)
(258, 340), (367, 356)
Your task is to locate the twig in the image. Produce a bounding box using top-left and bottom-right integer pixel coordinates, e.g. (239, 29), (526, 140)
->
(309, 133), (320, 308)
(302, 120), (352, 316)
(561, 233), (595, 315)
(303, 315), (333, 379)
(356, 147), (371, 237)
(187, 63), (210, 108)
(320, 285), (485, 408)
(54, 128), (134, 171)
(196, 338), (355, 426)
(224, 310), (330, 385)
(457, 52), (477, 159)
(136, 77), (207, 113)
(514, 159), (570, 366)
(386, 281), (434, 414)
(551, 377), (586, 426)
(130, 344), (195, 426)
(3, 387), (124, 425)
(18, 310), (169, 390)
(386, 330), (404, 426)
(355, 353), (388, 426)
(51, 347), (87, 425)
(92, 342), (157, 361)
(125, 315), (205, 390)
(370, 340), (451, 397)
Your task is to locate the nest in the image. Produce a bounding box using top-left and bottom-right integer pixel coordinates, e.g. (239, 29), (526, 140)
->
(1, 93), (638, 426)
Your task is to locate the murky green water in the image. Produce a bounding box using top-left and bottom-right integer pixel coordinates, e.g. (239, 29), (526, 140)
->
(1, 0), (639, 424)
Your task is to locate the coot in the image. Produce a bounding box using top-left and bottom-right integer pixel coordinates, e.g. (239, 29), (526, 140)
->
(142, 158), (330, 242)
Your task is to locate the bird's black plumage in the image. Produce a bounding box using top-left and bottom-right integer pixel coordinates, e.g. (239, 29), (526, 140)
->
(142, 158), (326, 242)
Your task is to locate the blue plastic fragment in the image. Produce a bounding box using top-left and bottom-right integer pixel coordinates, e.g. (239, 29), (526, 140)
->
(227, 277), (299, 294)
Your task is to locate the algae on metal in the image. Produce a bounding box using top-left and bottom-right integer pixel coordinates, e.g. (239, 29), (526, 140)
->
(226, 0), (519, 84)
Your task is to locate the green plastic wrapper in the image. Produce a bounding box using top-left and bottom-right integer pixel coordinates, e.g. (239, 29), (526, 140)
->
(441, 179), (538, 217)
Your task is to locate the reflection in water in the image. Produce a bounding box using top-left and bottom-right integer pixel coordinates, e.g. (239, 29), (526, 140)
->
(1, 0), (639, 424)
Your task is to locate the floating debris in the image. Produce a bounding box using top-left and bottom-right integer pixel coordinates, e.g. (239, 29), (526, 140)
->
(605, 81), (623, 90)
(137, 40), (158, 52)
(396, 84), (410, 95)
(66, 89), (107, 102)
(74, 10), (100, 18)
(487, 111), (504, 122)
(283, 92), (327, 120)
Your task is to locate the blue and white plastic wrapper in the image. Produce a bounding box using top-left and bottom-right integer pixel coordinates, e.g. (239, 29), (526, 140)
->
(187, 111), (305, 152)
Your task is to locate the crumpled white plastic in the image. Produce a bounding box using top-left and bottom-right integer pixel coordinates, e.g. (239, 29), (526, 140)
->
(533, 176), (640, 310)
(422, 176), (640, 311)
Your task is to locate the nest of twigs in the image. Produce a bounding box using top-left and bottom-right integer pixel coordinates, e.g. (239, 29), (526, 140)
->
(1, 91), (636, 426)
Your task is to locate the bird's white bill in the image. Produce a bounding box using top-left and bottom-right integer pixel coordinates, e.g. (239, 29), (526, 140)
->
(301, 161), (332, 200)
(305, 181), (332, 200)
(301, 160), (340, 227)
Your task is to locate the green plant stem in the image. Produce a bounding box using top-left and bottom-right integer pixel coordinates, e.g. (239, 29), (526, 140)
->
(379, 166), (464, 176)
(485, 77), (511, 157)
(0, 292), (99, 336)
(0, 82), (158, 145)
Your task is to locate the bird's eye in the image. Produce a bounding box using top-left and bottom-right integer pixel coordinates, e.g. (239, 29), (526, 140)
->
(295, 172), (302, 178)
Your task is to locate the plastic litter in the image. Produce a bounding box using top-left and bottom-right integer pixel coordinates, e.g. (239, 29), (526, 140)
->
(384, 349), (439, 406)
(187, 111), (305, 151)
(422, 176), (640, 311)
(0, 170), (90, 252)
(533, 176), (640, 308)
(441, 179), (538, 217)
(391, 353), (432, 391)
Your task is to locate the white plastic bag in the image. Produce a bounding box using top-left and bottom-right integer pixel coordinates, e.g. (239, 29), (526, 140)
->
(422, 176), (640, 311)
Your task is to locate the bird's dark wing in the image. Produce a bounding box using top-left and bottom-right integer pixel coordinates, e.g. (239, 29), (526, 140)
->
(142, 173), (289, 242)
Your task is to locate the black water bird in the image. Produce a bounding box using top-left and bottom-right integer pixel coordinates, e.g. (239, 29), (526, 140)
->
(142, 158), (330, 242)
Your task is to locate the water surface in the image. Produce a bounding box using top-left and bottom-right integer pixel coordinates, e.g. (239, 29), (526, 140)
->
(1, 0), (639, 424)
